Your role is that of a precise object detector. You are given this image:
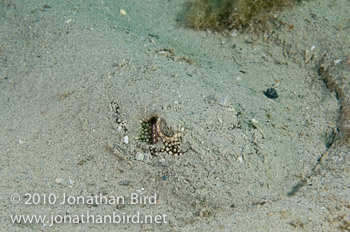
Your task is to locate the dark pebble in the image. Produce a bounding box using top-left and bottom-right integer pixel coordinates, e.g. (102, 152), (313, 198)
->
(264, 88), (278, 99)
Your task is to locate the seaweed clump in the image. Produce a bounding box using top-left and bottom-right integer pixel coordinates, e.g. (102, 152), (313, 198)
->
(184, 0), (298, 32)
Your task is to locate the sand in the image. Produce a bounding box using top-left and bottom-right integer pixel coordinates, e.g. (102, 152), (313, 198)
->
(1, 0), (349, 231)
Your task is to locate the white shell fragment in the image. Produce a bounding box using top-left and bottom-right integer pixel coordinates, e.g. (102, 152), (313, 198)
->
(120, 9), (127, 15)
(219, 95), (228, 106)
(55, 177), (64, 184)
(334, 59), (342, 65)
(251, 118), (258, 125)
(305, 49), (312, 63)
(231, 29), (238, 37)
(135, 152), (144, 161)
(123, 135), (129, 144)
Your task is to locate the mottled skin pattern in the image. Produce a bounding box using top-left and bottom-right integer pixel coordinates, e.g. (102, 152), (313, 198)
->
(147, 116), (182, 156)
(155, 117), (181, 143)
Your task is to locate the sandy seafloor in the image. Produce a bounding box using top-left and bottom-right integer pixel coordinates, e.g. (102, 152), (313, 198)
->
(1, 0), (350, 231)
